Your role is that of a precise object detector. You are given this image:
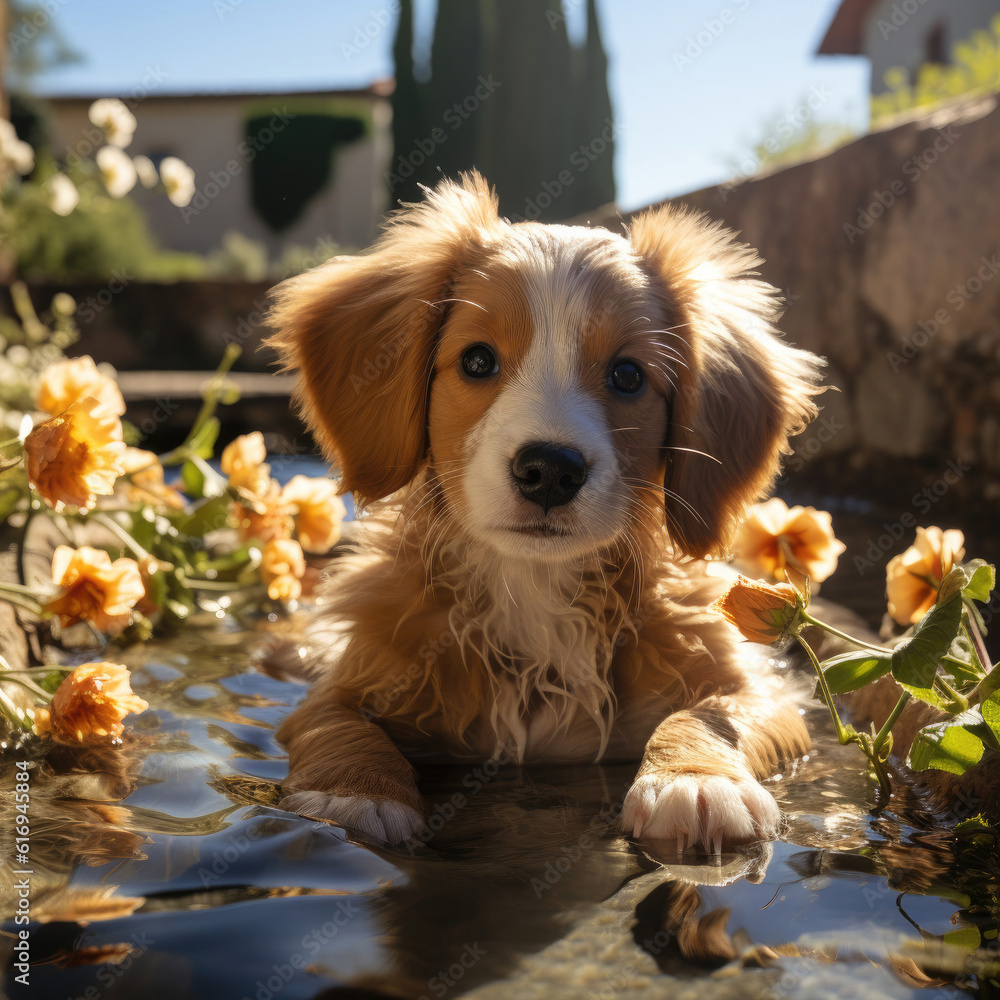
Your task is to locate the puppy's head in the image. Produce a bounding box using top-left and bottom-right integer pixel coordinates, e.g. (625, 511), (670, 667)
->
(268, 172), (822, 562)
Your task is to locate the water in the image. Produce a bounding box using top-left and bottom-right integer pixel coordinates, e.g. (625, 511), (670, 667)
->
(3, 601), (989, 1000)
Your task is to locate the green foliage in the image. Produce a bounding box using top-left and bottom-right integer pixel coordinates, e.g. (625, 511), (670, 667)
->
(728, 113), (856, 181)
(6, 160), (206, 281)
(245, 102), (368, 232)
(389, 0), (616, 220)
(871, 14), (1000, 124)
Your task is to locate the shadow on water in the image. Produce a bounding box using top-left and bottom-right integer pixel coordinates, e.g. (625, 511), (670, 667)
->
(2, 565), (996, 997)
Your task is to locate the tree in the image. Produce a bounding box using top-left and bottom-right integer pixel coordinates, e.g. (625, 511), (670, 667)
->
(388, 0), (616, 221)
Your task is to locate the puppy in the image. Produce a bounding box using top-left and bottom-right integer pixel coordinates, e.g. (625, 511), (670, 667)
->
(268, 172), (823, 852)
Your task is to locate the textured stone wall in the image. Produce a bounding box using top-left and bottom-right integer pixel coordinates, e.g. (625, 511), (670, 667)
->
(586, 93), (1000, 487)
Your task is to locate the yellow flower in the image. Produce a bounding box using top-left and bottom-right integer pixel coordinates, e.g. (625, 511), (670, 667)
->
(221, 432), (269, 492)
(133, 154), (158, 189)
(230, 479), (293, 544)
(710, 575), (806, 645)
(281, 475), (346, 553)
(46, 546), (145, 634)
(25, 398), (126, 512)
(159, 156), (196, 207)
(88, 98), (136, 149)
(96, 145), (137, 198)
(120, 448), (184, 509)
(260, 538), (306, 602)
(33, 662), (148, 744)
(46, 173), (80, 217)
(886, 526), (966, 626)
(36, 355), (126, 418)
(735, 497), (845, 584)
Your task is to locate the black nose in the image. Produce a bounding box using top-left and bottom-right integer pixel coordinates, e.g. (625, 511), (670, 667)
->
(511, 443), (588, 511)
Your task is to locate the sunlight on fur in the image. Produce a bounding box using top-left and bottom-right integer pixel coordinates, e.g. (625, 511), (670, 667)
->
(266, 170), (824, 852)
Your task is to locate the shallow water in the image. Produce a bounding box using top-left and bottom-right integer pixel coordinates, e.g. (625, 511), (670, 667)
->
(3, 605), (989, 1000)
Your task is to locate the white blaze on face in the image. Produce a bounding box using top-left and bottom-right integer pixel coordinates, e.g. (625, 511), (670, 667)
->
(463, 231), (625, 560)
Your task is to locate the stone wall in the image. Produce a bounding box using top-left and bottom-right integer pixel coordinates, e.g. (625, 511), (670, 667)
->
(586, 93), (1000, 489)
(1, 278), (279, 372)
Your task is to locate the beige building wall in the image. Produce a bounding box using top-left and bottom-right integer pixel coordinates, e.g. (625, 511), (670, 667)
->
(46, 88), (393, 259)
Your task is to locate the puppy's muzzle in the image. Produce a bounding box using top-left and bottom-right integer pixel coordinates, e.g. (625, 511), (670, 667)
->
(511, 442), (588, 512)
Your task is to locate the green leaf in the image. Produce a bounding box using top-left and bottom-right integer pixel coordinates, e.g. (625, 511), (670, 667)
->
(179, 494), (231, 539)
(891, 594), (962, 689)
(954, 814), (993, 839)
(820, 650), (893, 694)
(943, 630), (985, 685)
(180, 455), (225, 500)
(181, 459), (206, 499)
(943, 926), (981, 951)
(909, 720), (985, 775)
(982, 692), (1000, 744)
(963, 560), (995, 603)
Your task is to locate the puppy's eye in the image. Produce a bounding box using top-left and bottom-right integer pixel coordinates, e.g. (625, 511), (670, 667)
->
(461, 344), (499, 379)
(608, 359), (644, 395)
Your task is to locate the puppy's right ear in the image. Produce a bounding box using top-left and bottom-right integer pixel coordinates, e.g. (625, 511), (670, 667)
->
(267, 172), (501, 506)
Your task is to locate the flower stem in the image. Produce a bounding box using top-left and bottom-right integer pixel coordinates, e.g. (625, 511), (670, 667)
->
(799, 612), (894, 654)
(874, 691), (910, 754)
(0, 581), (45, 615)
(934, 674), (969, 713)
(796, 633), (853, 745)
(90, 512), (173, 570)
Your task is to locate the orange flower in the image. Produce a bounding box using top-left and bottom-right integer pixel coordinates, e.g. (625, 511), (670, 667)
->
(46, 545), (145, 634)
(886, 526), (966, 626)
(735, 498), (845, 584)
(221, 432), (269, 493)
(25, 398), (126, 511)
(36, 355), (125, 418)
(260, 538), (306, 601)
(33, 662), (148, 744)
(281, 475), (346, 553)
(230, 478), (293, 544)
(710, 576), (806, 645)
(120, 448), (185, 509)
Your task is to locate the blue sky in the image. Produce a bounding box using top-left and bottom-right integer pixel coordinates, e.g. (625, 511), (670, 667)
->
(28, 0), (869, 210)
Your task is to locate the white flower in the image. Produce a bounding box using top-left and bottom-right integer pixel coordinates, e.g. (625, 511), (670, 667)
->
(46, 173), (79, 216)
(88, 98), (136, 149)
(96, 145), (137, 198)
(133, 154), (159, 189)
(159, 156), (195, 207)
(0, 118), (34, 175)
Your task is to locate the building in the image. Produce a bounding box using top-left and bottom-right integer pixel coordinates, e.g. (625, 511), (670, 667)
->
(818, 0), (1000, 94)
(45, 83), (394, 260)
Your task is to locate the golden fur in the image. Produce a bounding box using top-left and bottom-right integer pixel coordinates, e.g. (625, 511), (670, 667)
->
(267, 172), (823, 850)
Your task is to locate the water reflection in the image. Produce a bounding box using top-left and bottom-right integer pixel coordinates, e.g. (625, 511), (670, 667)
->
(1, 614), (991, 999)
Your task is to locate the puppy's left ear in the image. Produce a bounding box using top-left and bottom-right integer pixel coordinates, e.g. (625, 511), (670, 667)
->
(630, 205), (824, 558)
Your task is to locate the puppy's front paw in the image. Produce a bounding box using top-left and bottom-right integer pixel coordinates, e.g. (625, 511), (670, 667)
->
(621, 772), (780, 855)
(281, 790), (424, 844)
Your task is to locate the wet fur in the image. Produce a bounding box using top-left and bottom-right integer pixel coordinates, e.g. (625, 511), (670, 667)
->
(268, 172), (823, 850)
